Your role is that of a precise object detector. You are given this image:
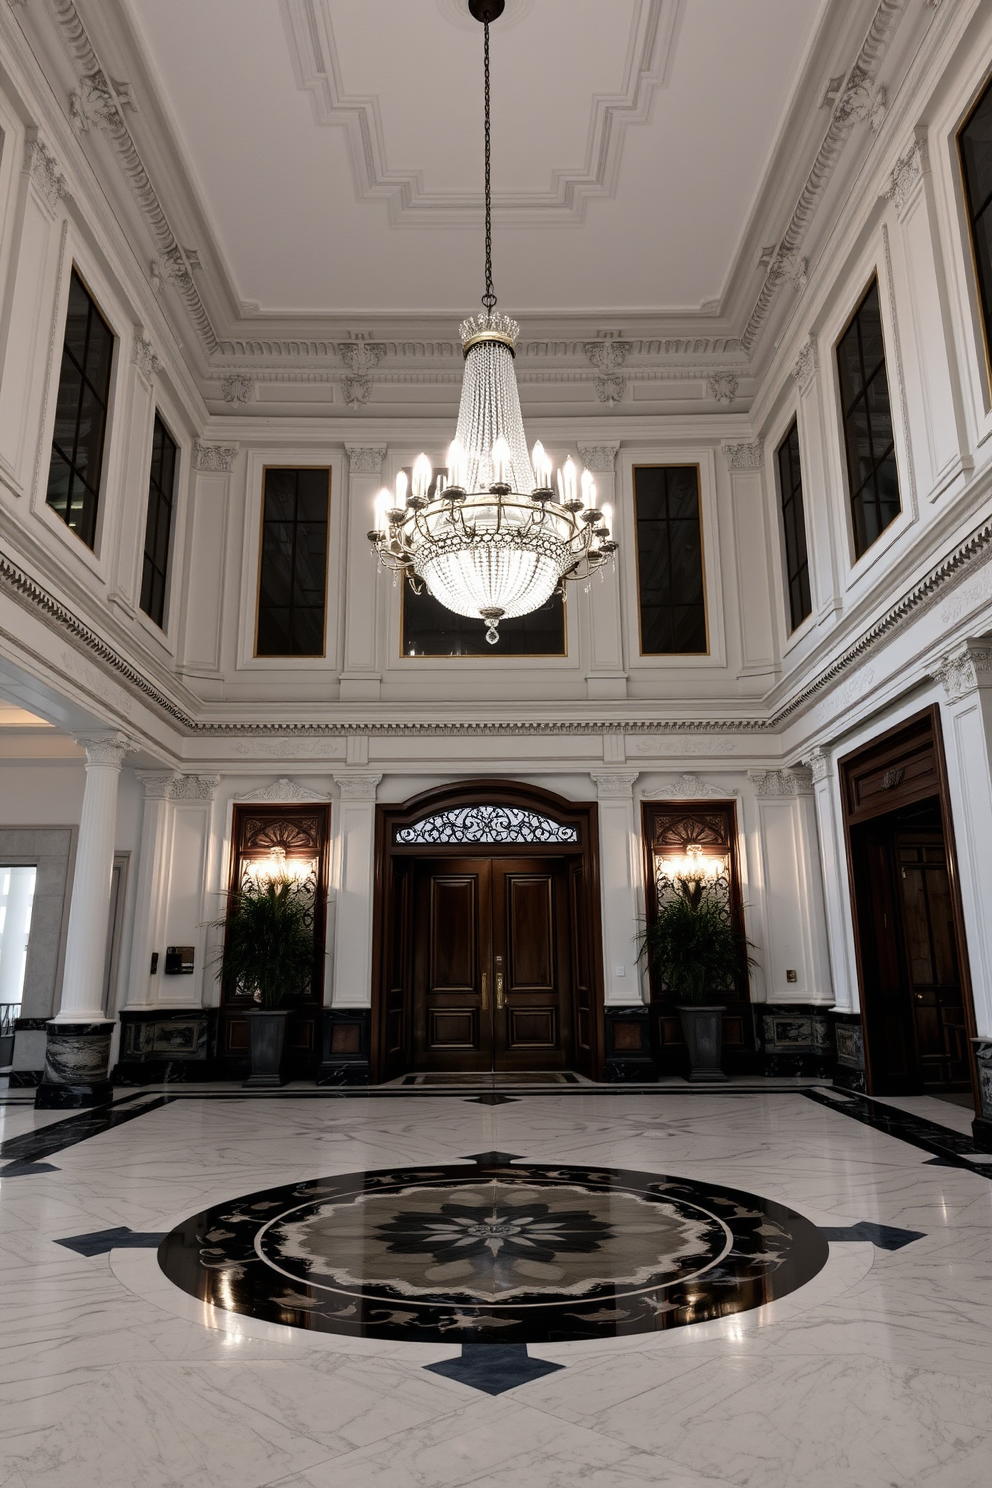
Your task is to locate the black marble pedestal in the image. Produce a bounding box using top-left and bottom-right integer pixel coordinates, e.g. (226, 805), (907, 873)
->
(35, 1021), (114, 1109)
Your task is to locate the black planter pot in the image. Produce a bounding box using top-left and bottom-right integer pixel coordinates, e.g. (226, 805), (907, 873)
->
(244, 1009), (290, 1088)
(677, 1005), (728, 1082)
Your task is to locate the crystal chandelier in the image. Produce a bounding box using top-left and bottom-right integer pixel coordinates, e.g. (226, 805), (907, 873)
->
(368, 0), (618, 645)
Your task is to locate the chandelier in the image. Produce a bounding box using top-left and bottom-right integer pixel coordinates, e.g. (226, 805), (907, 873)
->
(368, 0), (617, 645)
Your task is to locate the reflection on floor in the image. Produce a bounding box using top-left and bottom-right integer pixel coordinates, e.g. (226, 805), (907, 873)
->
(2, 1083), (992, 1486)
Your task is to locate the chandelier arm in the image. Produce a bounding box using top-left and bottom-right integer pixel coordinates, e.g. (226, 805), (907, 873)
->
(482, 20), (496, 313)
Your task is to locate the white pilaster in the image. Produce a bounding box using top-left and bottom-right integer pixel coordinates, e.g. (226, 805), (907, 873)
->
(747, 769), (833, 1003)
(330, 773), (382, 1005)
(53, 733), (131, 1022)
(930, 645), (992, 1038)
(804, 746), (858, 1011)
(126, 771), (178, 1009)
(577, 444), (626, 699)
(590, 771), (642, 1005)
(341, 446), (387, 701)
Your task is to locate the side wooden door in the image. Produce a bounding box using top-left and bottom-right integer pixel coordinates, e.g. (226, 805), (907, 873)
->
(491, 857), (572, 1072)
(412, 857), (493, 1071)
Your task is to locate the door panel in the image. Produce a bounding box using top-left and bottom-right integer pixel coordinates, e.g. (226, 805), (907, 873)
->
(492, 859), (572, 1071)
(412, 858), (492, 1071)
(895, 832), (968, 1090)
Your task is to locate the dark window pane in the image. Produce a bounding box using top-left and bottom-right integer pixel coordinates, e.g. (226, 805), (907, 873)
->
(139, 414), (178, 629)
(776, 419), (812, 631)
(256, 469), (329, 656)
(961, 80), (992, 385)
(836, 278), (901, 558)
(634, 466), (707, 654)
(45, 270), (114, 549)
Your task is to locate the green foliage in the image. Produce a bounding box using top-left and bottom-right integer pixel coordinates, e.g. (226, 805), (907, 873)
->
(637, 885), (756, 1005)
(210, 878), (316, 1009)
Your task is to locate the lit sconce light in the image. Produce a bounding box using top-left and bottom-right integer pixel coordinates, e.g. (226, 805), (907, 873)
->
(243, 845), (314, 886)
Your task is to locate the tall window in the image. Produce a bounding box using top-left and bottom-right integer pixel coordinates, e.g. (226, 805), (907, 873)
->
(836, 279), (900, 558)
(776, 420), (812, 631)
(46, 270), (115, 549)
(255, 468), (330, 657)
(959, 76), (992, 385)
(633, 465), (707, 654)
(139, 415), (177, 629)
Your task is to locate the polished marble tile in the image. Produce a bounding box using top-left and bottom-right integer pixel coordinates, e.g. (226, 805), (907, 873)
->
(3, 1087), (992, 1487)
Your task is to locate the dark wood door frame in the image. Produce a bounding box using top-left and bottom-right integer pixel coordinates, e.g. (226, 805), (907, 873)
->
(371, 780), (605, 1081)
(839, 706), (978, 1106)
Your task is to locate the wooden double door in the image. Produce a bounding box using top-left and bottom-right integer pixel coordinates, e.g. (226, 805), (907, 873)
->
(412, 855), (573, 1072)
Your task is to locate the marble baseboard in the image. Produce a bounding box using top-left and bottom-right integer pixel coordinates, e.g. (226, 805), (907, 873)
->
(35, 1077), (113, 1109)
(7, 1069), (43, 1087)
(755, 1004), (834, 1079)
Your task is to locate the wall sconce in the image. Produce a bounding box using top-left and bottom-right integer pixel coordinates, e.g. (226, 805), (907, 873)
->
(243, 845), (315, 886)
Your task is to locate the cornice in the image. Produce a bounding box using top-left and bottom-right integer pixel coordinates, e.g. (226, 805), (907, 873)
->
(740, 0), (909, 356)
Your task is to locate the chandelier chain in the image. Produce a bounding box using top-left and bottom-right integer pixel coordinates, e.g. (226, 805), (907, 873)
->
(482, 20), (496, 312)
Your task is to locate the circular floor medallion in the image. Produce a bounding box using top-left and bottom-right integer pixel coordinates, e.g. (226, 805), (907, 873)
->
(158, 1158), (828, 1344)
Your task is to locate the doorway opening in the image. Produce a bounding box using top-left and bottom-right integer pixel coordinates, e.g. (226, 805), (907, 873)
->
(841, 709), (976, 1102)
(372, 782), (604, 1081)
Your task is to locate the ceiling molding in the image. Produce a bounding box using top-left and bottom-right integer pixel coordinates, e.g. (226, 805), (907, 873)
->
(740, 0), (908, 355)
(285, 0), (680, 227)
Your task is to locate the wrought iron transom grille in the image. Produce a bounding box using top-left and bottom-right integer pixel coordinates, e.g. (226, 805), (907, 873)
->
(396, 805), (578, 846)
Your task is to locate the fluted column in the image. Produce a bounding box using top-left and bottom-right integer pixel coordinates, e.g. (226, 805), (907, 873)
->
(37, 732), (132, 1108)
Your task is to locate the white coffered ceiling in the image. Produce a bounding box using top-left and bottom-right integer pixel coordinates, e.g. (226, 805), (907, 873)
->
(121, 0), (829, 320)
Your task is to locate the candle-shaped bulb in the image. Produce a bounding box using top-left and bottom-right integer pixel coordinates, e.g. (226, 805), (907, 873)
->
(375, 487), (391, 528)
(532, 441), (552, 488)
(412, 453), (432, 501)
(580, 468), (595, 508)
(395, 469), (408, 507)
(601, 502), (613, 534)
(562, 456), (577, 505)
(446, 439), (465, 489)
(491, 436), (511, 486)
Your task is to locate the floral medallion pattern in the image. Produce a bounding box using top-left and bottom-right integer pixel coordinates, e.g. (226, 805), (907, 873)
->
(158, 1159), (827, 1344)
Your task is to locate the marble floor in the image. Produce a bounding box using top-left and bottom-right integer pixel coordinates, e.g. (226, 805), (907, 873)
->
(1, 1083), (991, 1487)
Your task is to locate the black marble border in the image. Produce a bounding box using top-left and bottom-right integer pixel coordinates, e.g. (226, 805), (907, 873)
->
(801, 1089), (992, 1172)
(0, 1093), (174, 1166)
(157, 1158), (828, 1345)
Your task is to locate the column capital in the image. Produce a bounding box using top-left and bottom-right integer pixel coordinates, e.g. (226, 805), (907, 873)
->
(791, 334), (818, 394)
(333, 772), (383, 801)
(722, 440), (764, 471)
(345, 446), (387, 476)
(802, 746), (832, 784)
(748, 767), (814, 797)
(135, 770), (178, 799)
(590, 770), (639, 800)
(577, 444), (620, 475)
(930, 644), (992, 703)
(74, 732), (133, 767)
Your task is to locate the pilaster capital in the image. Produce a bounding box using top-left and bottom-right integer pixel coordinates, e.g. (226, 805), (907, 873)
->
(748, 768), (813, 797)
(929, 644), (992, 703)
(135, 770), (178, 799)
(171, 774), (221, 800)
(333, 772), (383, 801)
(192, 441), (239, 472)
(791, 334), (818, 394)
(74, 732), (133, 768)
(884, 127), (930, 218)
(589, 770), (639, 799)
(802, 747), (832, 784)
(577, 444), (620, 475)
(722, 440), (763, 471)
(346, 446), (387, 476)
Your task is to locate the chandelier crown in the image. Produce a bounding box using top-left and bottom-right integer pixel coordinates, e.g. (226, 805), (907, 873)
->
(460, 312), (520, 357)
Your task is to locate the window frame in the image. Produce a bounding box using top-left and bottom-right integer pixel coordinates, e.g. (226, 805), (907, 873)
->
(44, 266), (117, 552)
(835, 275), (903, 561)
(775, 418), (813, 634)
(253, 464), (333, 660)
(957, 65), (992, 404)
(139, 411), (179, 631)
(631, 462), (709, 658)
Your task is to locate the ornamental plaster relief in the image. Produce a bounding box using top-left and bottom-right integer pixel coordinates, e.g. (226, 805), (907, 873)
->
(23, 134), (69, 212)
(642, 773), (738, 799)
(235, 778), (333, 803)
(192, 442), (239, 473)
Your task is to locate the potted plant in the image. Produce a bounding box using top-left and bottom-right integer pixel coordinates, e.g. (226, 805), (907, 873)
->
(638, 867), (756, 1082)
(211, 875), (316, 1087)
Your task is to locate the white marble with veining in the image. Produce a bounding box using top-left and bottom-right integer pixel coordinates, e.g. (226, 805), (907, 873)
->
(3, 1087), (992, 1486)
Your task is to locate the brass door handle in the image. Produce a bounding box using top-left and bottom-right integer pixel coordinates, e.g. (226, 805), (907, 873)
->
(481, 972), (488, 1009)
(496, 972), (505, 1009)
